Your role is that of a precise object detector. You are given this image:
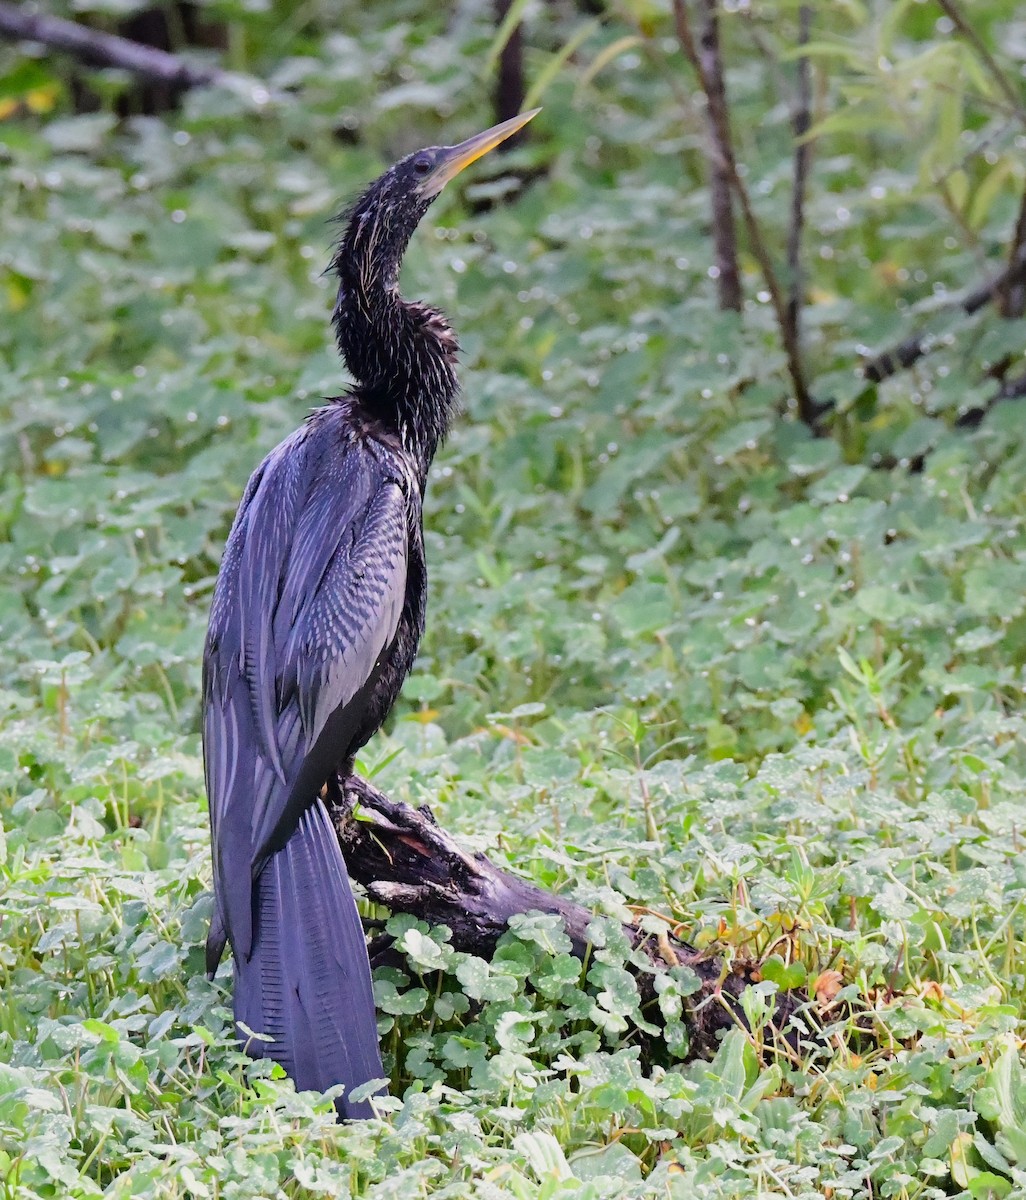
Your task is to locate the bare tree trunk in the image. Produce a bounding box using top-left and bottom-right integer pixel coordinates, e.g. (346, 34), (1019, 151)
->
(494, 0), (526, 131)
(863, 241), (1026, 383)
(695, 0), (743, 312)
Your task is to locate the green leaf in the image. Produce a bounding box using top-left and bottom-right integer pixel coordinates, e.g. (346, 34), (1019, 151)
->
(569, 1142), (643, 1182)
(758, 956), (807, 990)
(513, 1132), (573, 1183)
(398, 927), (454, 972)
(455, 956), (519, 1002)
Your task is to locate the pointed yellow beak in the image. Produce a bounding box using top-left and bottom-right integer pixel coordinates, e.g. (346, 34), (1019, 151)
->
(419, 108), (541, 198)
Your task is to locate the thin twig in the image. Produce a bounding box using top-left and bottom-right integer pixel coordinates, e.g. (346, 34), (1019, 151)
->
(997, 368), (1026, 401)
(862, 335), (930, 385)
(493, 0), (526, 132)
(1000, 188), (1026, 318)
(934, 0), (1025, 126)
(335, 773), (805, 1055)
(0, 1), (224, 90)
(786, 5), (813, 344)
(953, 366), (1026, 431)
(673, 0), (742, 312)
(672, 0), (817, 424)
(863, 244), (1026, 383)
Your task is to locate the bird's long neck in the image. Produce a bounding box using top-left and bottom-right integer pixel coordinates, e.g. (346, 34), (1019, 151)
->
(331, 215), (459, 473)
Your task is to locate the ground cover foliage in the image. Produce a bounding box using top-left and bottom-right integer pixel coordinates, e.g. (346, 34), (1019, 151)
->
(2, 0), (1026, 1196)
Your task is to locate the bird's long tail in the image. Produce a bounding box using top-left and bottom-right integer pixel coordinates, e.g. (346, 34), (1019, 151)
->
(232, 799), (383, 1119)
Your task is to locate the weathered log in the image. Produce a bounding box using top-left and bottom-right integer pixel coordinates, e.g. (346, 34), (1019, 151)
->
(332, 774), (801, 1056)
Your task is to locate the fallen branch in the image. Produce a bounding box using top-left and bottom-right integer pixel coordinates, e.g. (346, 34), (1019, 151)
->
(333, 774), (802, 1056)
(0, 2), (224, 90)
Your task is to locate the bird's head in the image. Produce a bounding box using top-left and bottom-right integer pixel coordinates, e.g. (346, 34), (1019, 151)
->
(334, 108), (540, 293)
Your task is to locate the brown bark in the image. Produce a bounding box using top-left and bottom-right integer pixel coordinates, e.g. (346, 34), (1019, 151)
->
(999, 190), (1026, 319)
(863, 244), (1026, 383)
(333, 774), (801, 1056)
(0, 1), (224, 90)
(786, 6), (813, 343)
(493, 0), (526, 132)
(694, 0), (743, 312)
(672, 0), (820, 426)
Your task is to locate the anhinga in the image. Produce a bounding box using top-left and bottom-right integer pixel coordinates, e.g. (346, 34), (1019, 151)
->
(202, 109), (540, 1118)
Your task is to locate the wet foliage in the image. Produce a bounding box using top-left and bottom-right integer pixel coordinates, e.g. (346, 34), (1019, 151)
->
(2, 1), (1026, 1196)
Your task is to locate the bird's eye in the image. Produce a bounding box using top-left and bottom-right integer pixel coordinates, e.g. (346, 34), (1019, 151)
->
(413, 157), (432, 175)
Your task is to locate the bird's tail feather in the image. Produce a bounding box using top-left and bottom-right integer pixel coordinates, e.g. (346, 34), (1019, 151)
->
(233, 800), (383, 1119)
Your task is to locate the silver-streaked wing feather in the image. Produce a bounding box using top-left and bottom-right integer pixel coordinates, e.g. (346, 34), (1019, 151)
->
(203, 414), (411, 963)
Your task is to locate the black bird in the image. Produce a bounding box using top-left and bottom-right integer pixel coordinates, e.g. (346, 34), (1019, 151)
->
(202, 108), (540, 1119)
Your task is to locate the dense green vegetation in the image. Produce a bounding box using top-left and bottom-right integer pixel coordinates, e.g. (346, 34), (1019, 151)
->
(2, 1), (1026, 1195)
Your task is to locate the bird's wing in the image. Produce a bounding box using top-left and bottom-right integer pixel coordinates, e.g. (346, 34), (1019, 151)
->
(203, 418), (410, 962)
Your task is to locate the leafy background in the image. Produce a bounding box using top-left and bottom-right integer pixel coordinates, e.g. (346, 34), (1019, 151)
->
(2, 0), (1026, 1196)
